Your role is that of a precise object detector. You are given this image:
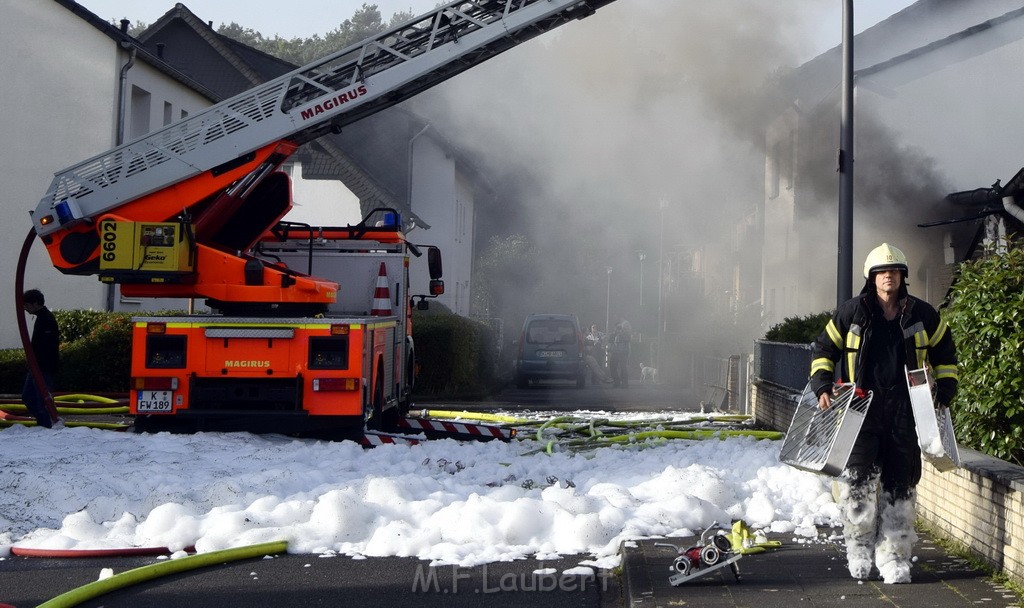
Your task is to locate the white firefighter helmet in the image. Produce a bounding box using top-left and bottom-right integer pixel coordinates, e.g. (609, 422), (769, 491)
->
(863, 243), (909, 278)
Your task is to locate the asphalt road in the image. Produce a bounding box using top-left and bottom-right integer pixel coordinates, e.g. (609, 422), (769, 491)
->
(2, 552), (622, 608)
(1, 380), (700, 608)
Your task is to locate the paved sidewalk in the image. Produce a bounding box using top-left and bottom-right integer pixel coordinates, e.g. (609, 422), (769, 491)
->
(621, 527), (1020, 608)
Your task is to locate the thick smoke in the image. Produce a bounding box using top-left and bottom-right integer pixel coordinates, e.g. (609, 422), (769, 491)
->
(404, 1), (961, 383)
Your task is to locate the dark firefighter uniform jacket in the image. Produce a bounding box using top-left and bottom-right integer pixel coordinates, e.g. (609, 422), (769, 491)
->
(809, 290), (958, 409)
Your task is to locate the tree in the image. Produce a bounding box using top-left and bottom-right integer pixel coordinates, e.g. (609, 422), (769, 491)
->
(115, 4), (406, 68)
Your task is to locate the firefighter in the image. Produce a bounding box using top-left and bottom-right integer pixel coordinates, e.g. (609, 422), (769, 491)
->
(809, 243), (958, 584)
(608, 317), (632, 387)
(21, 289), (61, 428)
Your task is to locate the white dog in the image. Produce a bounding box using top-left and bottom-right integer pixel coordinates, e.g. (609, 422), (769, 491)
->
(640, 362), (658, 384)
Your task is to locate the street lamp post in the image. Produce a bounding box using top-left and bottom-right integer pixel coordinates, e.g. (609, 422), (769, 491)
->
(837, 0), (854, 306)
(636, 250), (646, 309)
(605, 266), (613, 334)
(657, 200), (667, 368)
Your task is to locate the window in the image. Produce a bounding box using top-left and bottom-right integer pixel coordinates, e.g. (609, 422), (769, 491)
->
(130, 85), (152, 139)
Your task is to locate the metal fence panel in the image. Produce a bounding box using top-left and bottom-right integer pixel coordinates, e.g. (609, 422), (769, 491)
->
(753, 340), (812, 391)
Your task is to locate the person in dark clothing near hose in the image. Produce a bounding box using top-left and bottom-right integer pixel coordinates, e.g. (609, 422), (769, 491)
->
(809, 243), (957, 584)
(22, 289), (60, 428)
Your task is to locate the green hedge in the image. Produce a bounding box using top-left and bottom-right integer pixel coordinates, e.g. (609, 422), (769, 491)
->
(946, 244), (1024, 466)
(764, 311), (833, 344)
(57, 313), (134, 392)
(0, 348), (27, 393)
(0, 310), (134, 394)
(411, 310), (499, 399)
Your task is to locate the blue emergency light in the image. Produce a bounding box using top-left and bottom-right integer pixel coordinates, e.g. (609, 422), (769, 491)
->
(55, 199), (76, 225)
(381, 211), (401, 229)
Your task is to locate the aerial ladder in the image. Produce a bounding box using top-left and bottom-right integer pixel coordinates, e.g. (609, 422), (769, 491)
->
(22, 0), (620, 436)
(31, 0), (617, 309)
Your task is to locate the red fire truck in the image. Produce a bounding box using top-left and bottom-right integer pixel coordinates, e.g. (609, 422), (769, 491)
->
(24, 0), (617, 435)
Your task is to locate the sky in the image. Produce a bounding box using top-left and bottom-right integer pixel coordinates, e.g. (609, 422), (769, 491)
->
(0, 411), (840, 568)
(77, 0), (917, 63)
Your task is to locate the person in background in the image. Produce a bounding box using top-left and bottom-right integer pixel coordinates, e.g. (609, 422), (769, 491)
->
(585, 323), (610, 383)
(22, 289), (60, 429)
(809, 243), (957, 584)
(608, 316), (632, 387)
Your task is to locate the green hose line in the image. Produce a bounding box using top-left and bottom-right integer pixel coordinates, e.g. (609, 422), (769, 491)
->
(535, 416), (571, 442)
(601, 418), (672, 428)
(553, 428), (783, 450)
(56, 406), (129, 415)
(1, 404), (129, 416)
(596, 429), (783, 443)
(553, 419), (608, 437)
(37, 540), (288, 608)
(54, 394), (123, 405)
(690, 414), (752, 423)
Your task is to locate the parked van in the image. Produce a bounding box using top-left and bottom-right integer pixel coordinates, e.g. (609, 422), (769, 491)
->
(514, 314), (586, 388)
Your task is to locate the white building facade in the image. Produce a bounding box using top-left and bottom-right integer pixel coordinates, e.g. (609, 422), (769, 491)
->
(0, 0), (214, 347)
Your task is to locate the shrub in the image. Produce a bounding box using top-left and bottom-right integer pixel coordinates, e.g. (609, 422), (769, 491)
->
(0, 348), (26, 393)
(54, 309), (110, 343)
(946, 244), (1024, 466)
(58, 313), (134, 392)
(411, 310), (499, 398)
(764, 311), (833, 344)
(0, 311), (134, 394)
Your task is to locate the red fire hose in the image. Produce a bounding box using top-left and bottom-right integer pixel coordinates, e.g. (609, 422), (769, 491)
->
(15, 228), (59, 426)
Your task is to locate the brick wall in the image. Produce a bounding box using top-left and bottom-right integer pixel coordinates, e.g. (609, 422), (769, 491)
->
(752, 380), (1024, 585)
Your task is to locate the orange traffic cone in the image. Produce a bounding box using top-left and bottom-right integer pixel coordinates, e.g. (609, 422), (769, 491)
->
(371, 262), (392, 316)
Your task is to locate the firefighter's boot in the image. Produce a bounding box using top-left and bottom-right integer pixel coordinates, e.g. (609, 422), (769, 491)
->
(875, 489), (917, 584)
(838, 468), (879, 580)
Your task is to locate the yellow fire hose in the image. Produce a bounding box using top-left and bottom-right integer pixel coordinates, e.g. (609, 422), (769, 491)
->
(420, 409), (527, 425)
(0, 418), (130, 430)
(1, 404), (129, 416)
(37, 540), (288, 608)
